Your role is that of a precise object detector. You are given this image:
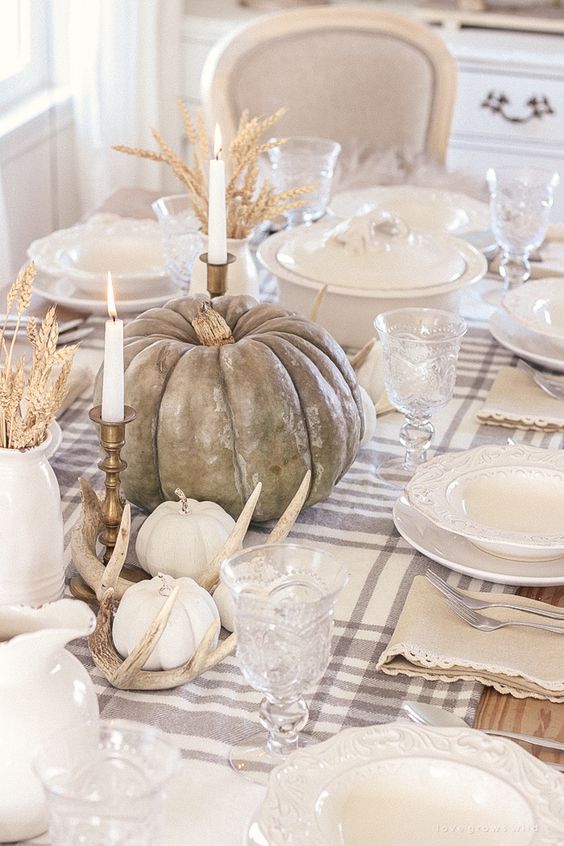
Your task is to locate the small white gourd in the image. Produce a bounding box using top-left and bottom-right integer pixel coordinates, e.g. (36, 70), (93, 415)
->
(212, 581), (236, 633)
(356, 341), (385, 404)
(135, 489), (235, 581)
(112, 574), (220, 671)
(359, 386), (377, 447)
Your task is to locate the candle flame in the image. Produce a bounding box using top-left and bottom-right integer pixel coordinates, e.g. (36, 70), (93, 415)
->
(214, 124), (222, 159)
(107, 272), (117, 320)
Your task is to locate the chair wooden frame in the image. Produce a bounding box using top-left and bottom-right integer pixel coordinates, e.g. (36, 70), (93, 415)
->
(201, 4), (458, 162)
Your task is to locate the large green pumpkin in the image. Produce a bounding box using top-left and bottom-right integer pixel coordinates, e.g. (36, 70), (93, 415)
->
(112, 294), (363, 521)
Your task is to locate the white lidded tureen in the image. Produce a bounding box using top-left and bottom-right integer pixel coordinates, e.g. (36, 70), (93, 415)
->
(258, 209), (487, 348)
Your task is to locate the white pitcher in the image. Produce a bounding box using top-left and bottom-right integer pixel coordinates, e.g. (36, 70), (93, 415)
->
(0, 427), (65, 605)
(0, 598), (99, 842)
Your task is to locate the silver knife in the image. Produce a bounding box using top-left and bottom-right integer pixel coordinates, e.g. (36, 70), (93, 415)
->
(402, 701), (564, 755)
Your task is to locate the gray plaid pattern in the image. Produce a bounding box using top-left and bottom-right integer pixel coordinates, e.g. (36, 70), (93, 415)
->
(42, 287), (560, 773)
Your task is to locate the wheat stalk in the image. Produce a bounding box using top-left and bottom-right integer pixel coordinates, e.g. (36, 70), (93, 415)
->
(0, 263), (77, 450)
(114, 103), (313, 238)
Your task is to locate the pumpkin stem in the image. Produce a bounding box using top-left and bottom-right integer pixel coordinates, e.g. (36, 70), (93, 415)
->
(192, 301), (235, 347)
(157, 572), (172, 596)
(174, 488), (191, 515)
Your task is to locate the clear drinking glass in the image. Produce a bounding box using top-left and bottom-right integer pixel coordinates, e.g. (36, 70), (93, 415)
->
(374, 308), (467, 487)
(152, 193), (202, 289)
(487, 166), (559, 290)
(220, 543), (348, 784)
(34, 719), (180, 846)
(267, 136), (341, 226)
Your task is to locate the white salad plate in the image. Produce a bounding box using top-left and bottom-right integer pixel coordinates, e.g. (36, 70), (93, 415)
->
(328, 185), (490, 234)
(27, 214), (168, 297)
(405, 444), (564, 562)
(489, 309), (564, 373)
(245, 723), (564, 846)
(502, 277), (564, 343)
(393, 496), (564, 586)
(33, 272), (181, 315)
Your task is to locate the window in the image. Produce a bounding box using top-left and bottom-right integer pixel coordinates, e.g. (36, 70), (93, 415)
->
(0, 0), (50, 112)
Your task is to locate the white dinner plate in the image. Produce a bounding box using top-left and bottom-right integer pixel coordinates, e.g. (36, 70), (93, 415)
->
(45, 421), (63, 460)
(33, 272), (182, 315)
(393, 495), (564, 586)
(328, 185), (490, 234)
(246, 723), (564, 846)
(489, 309), (564, 373)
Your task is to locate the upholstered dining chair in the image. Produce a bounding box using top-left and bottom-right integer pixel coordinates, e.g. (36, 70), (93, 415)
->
(200, 5), (458, 163)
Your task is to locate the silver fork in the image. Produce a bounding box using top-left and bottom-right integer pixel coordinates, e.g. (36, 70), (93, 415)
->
(517, 359), (564, 401)
(439, 591), (564, 634)
(425, 569), (564, 621)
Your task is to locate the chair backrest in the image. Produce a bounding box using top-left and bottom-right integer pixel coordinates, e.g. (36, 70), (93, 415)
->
(201, 5), (457, 163)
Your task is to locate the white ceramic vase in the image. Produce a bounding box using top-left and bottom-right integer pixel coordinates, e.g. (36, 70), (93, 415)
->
(0, 599), (99, 841)
(190, 234), (260, 299)
(0, 429), (65, 605)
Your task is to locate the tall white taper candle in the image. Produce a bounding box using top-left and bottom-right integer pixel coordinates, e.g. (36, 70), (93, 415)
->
(101, 272), (124, 422)
(208, 124), (227, 265)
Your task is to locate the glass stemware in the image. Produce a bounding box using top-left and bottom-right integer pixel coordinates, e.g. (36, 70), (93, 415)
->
(267, 136), (341, 227)
(374, 308), (467, 488)
(34, 719), (179, 846)
(487, 166), (559, 291)
(152, 193), (202, 289)
(220, 543), (347, 784)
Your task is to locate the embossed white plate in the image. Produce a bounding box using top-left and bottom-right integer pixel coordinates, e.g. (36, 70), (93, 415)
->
(246, 723), (564, 846)
(329, 185), (489, 234)
(489, 310), (564, 373)
(393, 496), (564, 586)
(405, 445), (564, 562)
(502, 278), (564, 343)
(33, 271), (182, 315)
(28, 214), (168, 297)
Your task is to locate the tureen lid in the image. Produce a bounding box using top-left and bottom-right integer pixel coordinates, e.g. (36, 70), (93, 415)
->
(276, 210), (468, 291)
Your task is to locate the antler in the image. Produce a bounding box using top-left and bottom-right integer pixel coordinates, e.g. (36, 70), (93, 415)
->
(87, 473), (311, 691)
(71, 478), (135, 601)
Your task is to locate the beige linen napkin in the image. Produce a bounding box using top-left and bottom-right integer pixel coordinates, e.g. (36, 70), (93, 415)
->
(378, 576), (564, 701)
(56, 364), (94, 418)
(476, 366), (564, 432)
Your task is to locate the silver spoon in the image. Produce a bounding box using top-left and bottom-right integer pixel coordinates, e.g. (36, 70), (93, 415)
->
(402, 701), (564, 758)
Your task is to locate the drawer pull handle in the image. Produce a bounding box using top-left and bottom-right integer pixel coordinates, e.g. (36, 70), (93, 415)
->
(481, 91), (555, 123)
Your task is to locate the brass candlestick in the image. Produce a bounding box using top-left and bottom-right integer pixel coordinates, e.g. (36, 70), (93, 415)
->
(199, 252), (236, 298)
(70, 404), (145, 604)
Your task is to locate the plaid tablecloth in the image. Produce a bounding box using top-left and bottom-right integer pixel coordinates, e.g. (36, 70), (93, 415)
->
(22, 270), (563, 845)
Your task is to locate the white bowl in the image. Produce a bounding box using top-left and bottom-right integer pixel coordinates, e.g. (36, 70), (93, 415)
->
(246, 723), (564, 846)
(257, 213), (487, 348)
(329, 184), (489, 234)
(502, 277), (564, 344)
(27, 214), (169, 298)
(406, 444), (564, 562)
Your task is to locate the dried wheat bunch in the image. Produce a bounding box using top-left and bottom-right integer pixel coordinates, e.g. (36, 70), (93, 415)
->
(114, 101), (314, 238)
(0, 263), (77, 450)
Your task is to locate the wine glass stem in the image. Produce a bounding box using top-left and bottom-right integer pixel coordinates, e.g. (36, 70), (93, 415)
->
(259, 696), (309, 757)
(499, 251), (530, 290)
(400, 415), (434, 472)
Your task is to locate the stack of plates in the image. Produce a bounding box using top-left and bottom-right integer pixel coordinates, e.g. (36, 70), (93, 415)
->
(246, 723), (564, 845)
(27, 214), (181, 314)
(394, 444), (564, 586)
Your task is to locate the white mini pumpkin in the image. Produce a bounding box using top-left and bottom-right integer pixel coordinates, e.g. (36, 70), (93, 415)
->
(212, 581), (236, 633)
(135, 489), (235, 581)
(359, 386), (377, 447)
(356, 341), (385, 404)
(112, 574), (220, 671)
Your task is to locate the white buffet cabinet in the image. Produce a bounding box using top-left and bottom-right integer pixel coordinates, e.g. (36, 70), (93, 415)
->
(184, 0), (564, 217)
